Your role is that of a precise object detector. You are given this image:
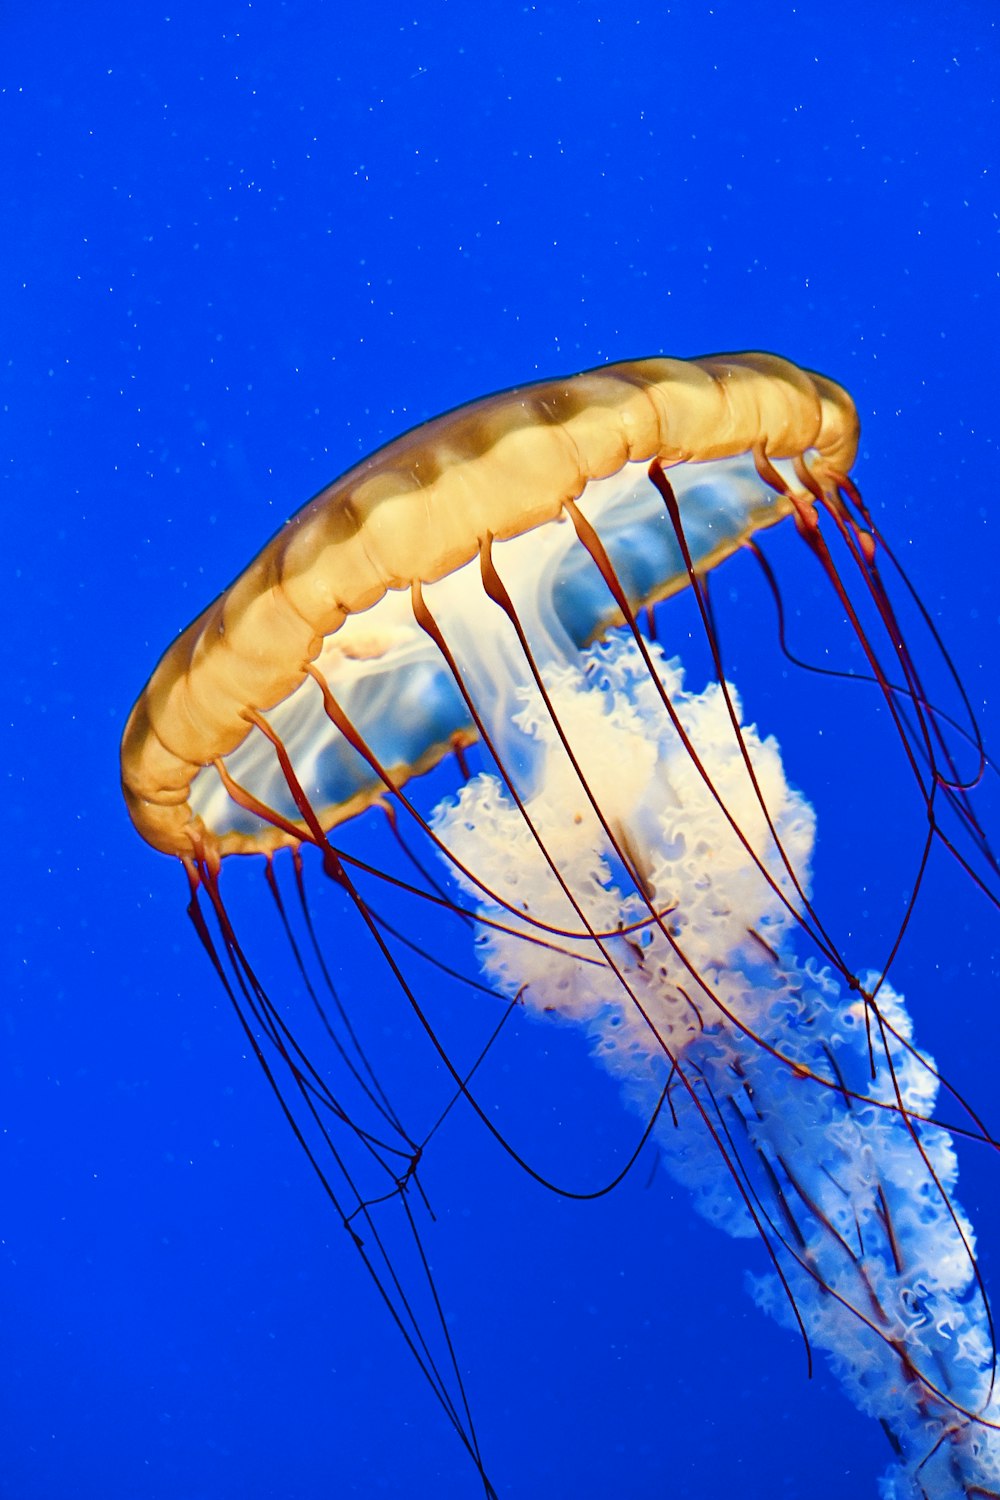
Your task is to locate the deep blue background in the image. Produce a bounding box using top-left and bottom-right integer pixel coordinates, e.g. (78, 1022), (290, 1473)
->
(3, 3), (998, 1497)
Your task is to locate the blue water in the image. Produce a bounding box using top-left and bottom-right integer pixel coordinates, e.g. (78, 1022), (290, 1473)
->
(4, 4), (998, 1497)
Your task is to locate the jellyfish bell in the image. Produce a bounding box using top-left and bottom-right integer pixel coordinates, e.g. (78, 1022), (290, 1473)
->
(121, 354), (1000, 1499)
(120, 353), (859, 861)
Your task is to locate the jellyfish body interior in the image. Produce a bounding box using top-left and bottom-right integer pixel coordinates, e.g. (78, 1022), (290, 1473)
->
(121, 356), (1000, 1499)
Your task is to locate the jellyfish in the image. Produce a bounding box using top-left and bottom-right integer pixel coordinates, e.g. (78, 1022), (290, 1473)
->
(121, 354), (1000, 1498)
